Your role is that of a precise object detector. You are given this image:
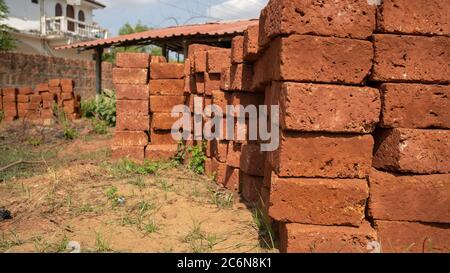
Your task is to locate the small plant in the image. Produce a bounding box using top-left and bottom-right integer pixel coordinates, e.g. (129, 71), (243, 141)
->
(94, 232), (112, 252)
(208, 186), (234, 209)
(172, 141), (186, 165)
(105, 186), (123, 207)
(137, 200), (155, 216)
(91, 119), (108, 135)
(80, 99), (96, 118)
(63, 127), (77, 140)
(143, 220), (158, 235)
(187, 143), (206, 175)
(183, 220), (217, 253)
(128, 177), (146, 189)
(96, 90), (116, 127)
(27, 137), (43, 146)
(113, 159), (160, 177)
(252, 204), (276, 250)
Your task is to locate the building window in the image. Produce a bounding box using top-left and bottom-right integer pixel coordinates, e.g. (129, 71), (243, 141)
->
(78, 10), (85, 29)
(55, 3), (63, 17)
(66, 5), (75, 31)
(32, 0), (38, 4)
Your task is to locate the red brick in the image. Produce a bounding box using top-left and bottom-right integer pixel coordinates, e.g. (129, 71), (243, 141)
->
(211, 157), (226, 183)
(280, 221), (377, 253)
(29, 95), (42, 103)
(145, 144), (178, 161)
(61, 93), (73, 101)
(150, 130), (178, 145)
(60, 79), (74, 87)
(116, 84), (149, 100)
(369, 169), (450, 223)
(271, 132), (374, 179)
(2, 94), (16, 103)
(230, 63), (253, 92)
(207, 49), (231, 73)
(151, 55), (167, 64)
(375, 220), (450, 253)
(0, 94), (2, 111)
(195, 73), (205, 94)
(220, 67), (231, 91)
(49, 86), (61, 94)
(2, 88), (16, 97)
(42, 100), (53, 109)
(116, 100), (149, 116)
(112, 146), (145, 161)
(377, 0), (450, 36)
(229, 92), (264, 108)
(372, 35), (450, 83)
(61, 85), (73, 93)
(211, 91), (230, 116)
(113, 68), (148, 84)
(116, 52), (150, 68)
(17, 95), (29, 103)
(240, 143), (265, 177)
(149, 95), (186, 113)
(212, 139), (228, 163)
(35, 83), (49, 92)
(243, 25), (259, 62)
(48, 79), (60, 87)
(226, 141), (241, 168)
(264, 35), (373, 85)
(18, 87), (34, 95)
(204, 73), (221, 95)
(373, 128), (450, 174)
(116, 115), (150, 131)
(40, 109), (53, 119)
(205, 157), (213, 177)
(151, 113), (179, 130)
(259, 0), (376, 49)
(150, 63), (184, 79)
(274, 82), (381, 133)
(114, 131), (149, 146)
(380, 83), (450, 129)
(231, 36), (244, 64)
(41, 93), (56, 101)
(194, 51), (207, 73)
(269, 172), (369, 226)
(240, 172), (263, 203)
(148, 79), (184, 95)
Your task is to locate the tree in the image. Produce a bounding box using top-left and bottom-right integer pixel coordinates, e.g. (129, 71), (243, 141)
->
(103, 21), (162, 63)
(0, 0), (15, 51)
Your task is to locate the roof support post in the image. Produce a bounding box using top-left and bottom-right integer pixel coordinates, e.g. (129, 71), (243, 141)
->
(94, 47), (103, 96)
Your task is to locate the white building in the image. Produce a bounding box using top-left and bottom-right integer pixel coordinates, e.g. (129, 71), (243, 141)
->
(3, 0), (108, 59)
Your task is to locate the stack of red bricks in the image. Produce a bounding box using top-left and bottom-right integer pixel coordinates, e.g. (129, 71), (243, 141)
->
(0, 78), (80, 123)
(369, 0), (450, 253)
(258, 0), (381, 253)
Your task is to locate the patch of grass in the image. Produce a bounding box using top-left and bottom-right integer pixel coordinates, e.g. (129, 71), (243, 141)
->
(137, 200), (156, 216)
(32, 236), (52, 253)
(252, 205), (276, 250)
(142, 220), (158, 235)
(186, 143), (206, 175)
(183, 220), (217, 253)
(80, 99), (96, 118)
(105, 186), (123, 207)
(128, 177), (146, 189)
(94, 232), (113, 253)
(208, 187), (234, 209)
(63, 127), (78, 140)
(27, 137), (43, 146)
(109, 159), (161, 177)
(73, 203), (95, 216)
(91, 119), (108, 135)
(156, 178), (172, 192)
(0, 230), (23, 252)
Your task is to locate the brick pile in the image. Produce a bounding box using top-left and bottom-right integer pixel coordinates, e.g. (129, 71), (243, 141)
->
(0, 79), (80, 123)
(369, 0), (450, 253)
(258, 0), (380, 253)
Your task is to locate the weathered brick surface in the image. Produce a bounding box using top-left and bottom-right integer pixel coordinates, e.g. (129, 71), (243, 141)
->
(204, 73), (221, 95)
(369, 169), (450, 223)
(35, 83), (49, 92)
(150, 63), (184, 79)
(116, 115), (150, 131)
(230, 64), (253, 92)
(145, 144), (178, 161)
(221, 166), (240, 192)
(18, 87), (34, 95)
(113, 68), (148, 84)
(280, 221), (377, 253)
(265, 35), (373, 85)
(240, 172), (263, 203)
(149, 79), (184, 95)
(259, 0), (376, 49)
(150, 130), (178, 145)
(271, 132), (374, 179)
(151, 113), (179, 130)
(116, 84), (149, 100)
(194, 51), (207, 73)
(149, 96), (186, 113)
(220, 67), (231, 91)
(231, 36), (244, 64)
(377, 0), (450, 36)
(380, 83), (450, 129)
(195, 73), (205, 94)
(274, 82), (381, 133)
(240, 143), (265, 177)
(269, 173), (368, 226)
(151, 55), (167, 64)
(372, 35), (450, 83)
(112, 146), (145, 161)
(116, 100), (149, 116)
(211, 90), (230, 115)
(226, 141), (241, 168)
(213, 139), (228, 163)
(113, 131), (149, 146)
(243, 25), (259, 62)
(116, 52), (150, 68)
(373, 129), (450, 174)
(207, 49), (231, 73)
(375, 220), (450, 253)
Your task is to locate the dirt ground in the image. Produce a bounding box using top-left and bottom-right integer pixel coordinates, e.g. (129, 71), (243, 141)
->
(0, 119), (275, 253)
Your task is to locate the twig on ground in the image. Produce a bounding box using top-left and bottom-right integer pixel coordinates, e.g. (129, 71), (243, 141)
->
(0, 160), (46, 172)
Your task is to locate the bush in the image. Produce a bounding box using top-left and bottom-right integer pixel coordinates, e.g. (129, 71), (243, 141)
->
(96, 90), (116, 127)
(63, 127), (78, 140)
(92, 119), (108, 135)
(81, 99), (96, 118)
(187, 143), (207, 175)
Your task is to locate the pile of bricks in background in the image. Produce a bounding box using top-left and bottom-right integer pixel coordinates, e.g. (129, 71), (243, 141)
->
(112, 53), (185, 161)
(0, 78), (80, 123)
(369, 0), (450, 253)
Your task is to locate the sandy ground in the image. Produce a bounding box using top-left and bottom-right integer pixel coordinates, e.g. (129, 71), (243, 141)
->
(0, 119), (274, 253)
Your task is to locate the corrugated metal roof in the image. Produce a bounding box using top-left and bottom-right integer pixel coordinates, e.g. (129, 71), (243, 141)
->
(55, 19), (258, 50)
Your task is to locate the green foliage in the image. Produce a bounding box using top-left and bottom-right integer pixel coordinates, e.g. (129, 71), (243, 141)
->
(63, 127), (78, 140)
(91, 119), (108, 135)
(95, 91), (116, 127)
(106, 186), (118, 201)
(0, 0), (15, 51)
(80, 99), (96, 118)
(187, 143), (207, 175)
(171, 141), (186, 166)
(113, 159), (160, 177)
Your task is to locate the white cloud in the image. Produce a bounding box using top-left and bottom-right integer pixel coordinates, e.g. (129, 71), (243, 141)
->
(100, 0), (157, 7)
(207, 0), (269, 20)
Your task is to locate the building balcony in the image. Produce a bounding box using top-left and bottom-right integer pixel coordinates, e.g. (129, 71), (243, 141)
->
(43, 16), (108, 41)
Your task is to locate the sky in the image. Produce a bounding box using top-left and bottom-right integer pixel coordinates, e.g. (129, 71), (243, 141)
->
(94, 0), (269, 36)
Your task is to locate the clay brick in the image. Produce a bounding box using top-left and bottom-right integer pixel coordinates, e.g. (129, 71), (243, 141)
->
(372, 35), (450, 83)
(116, 100), (149, 116)
(41, 93), (56, 101)
(48, 79), (60, 87)
(18, 87), (34, 95)
(149, 95), (186, 113)
(243, 25), (259, 62)
(145, 144), (178, 161)
(40, 109), (53, 119)
(369, 169), (450, 223)
(116, 84), (149, 100)
(213, 139), (228, 163)
(229, 92), (264, 108)
(240, 172), (263, 203)
(2, 88), (16, 96)
(240, 143), (265, 177)
(2, 94), (16, 103)
(264, 35), (373, 85)
(375, 220), (450, 253)
(204, 73), (221, 95)
(29, 95), (42, 103)
(272, 132), (374, 179)
(49, 86), (61, 94)
(151, 113), (179, 130)
(205, 157), (213, 177)
(61, 93), (74, 101)
(380, 83), (450, 129)
(116, 115), (150, 131)
(259, 0), (376, 49)
(377, 0), (450, 36)
(61, 85), (73, 93)
(226, 141), (241, 168)
(280, 221), (377, 253)
(42, 100), (53, 109)
(211, 90), (230, 115)
(207, 49), (231, 73)
(150, 63), (184, 79)
(35, 83), (49, 92)
(116, 52), (150, 68)
(114, 131), (149, 146)
(274, 82), (381, 133)
(195, 73), (205, 94)
(149, 79), (184, 96)
(211, 157), (227, 183)
(112, 146), (145, 161)
(60, 79), (74, 87)
(194, 51), (207, 73)
(113, 68), (148, 85)
(0, 93), (2, 111)
(231, 36), (244, 64)
(269, 173), (369, 226)
(151, 55), (167, 64)
(220, 67), (231, 91)
(17, 95), (29, 103)
(230, 63), (253, 92)
(373, 128), (450, 174)
(219, 166), (240, 192)
(150, 130), (178, 145)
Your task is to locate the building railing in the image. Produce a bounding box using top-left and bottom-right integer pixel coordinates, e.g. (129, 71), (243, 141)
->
(43, 16), (108, 40)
